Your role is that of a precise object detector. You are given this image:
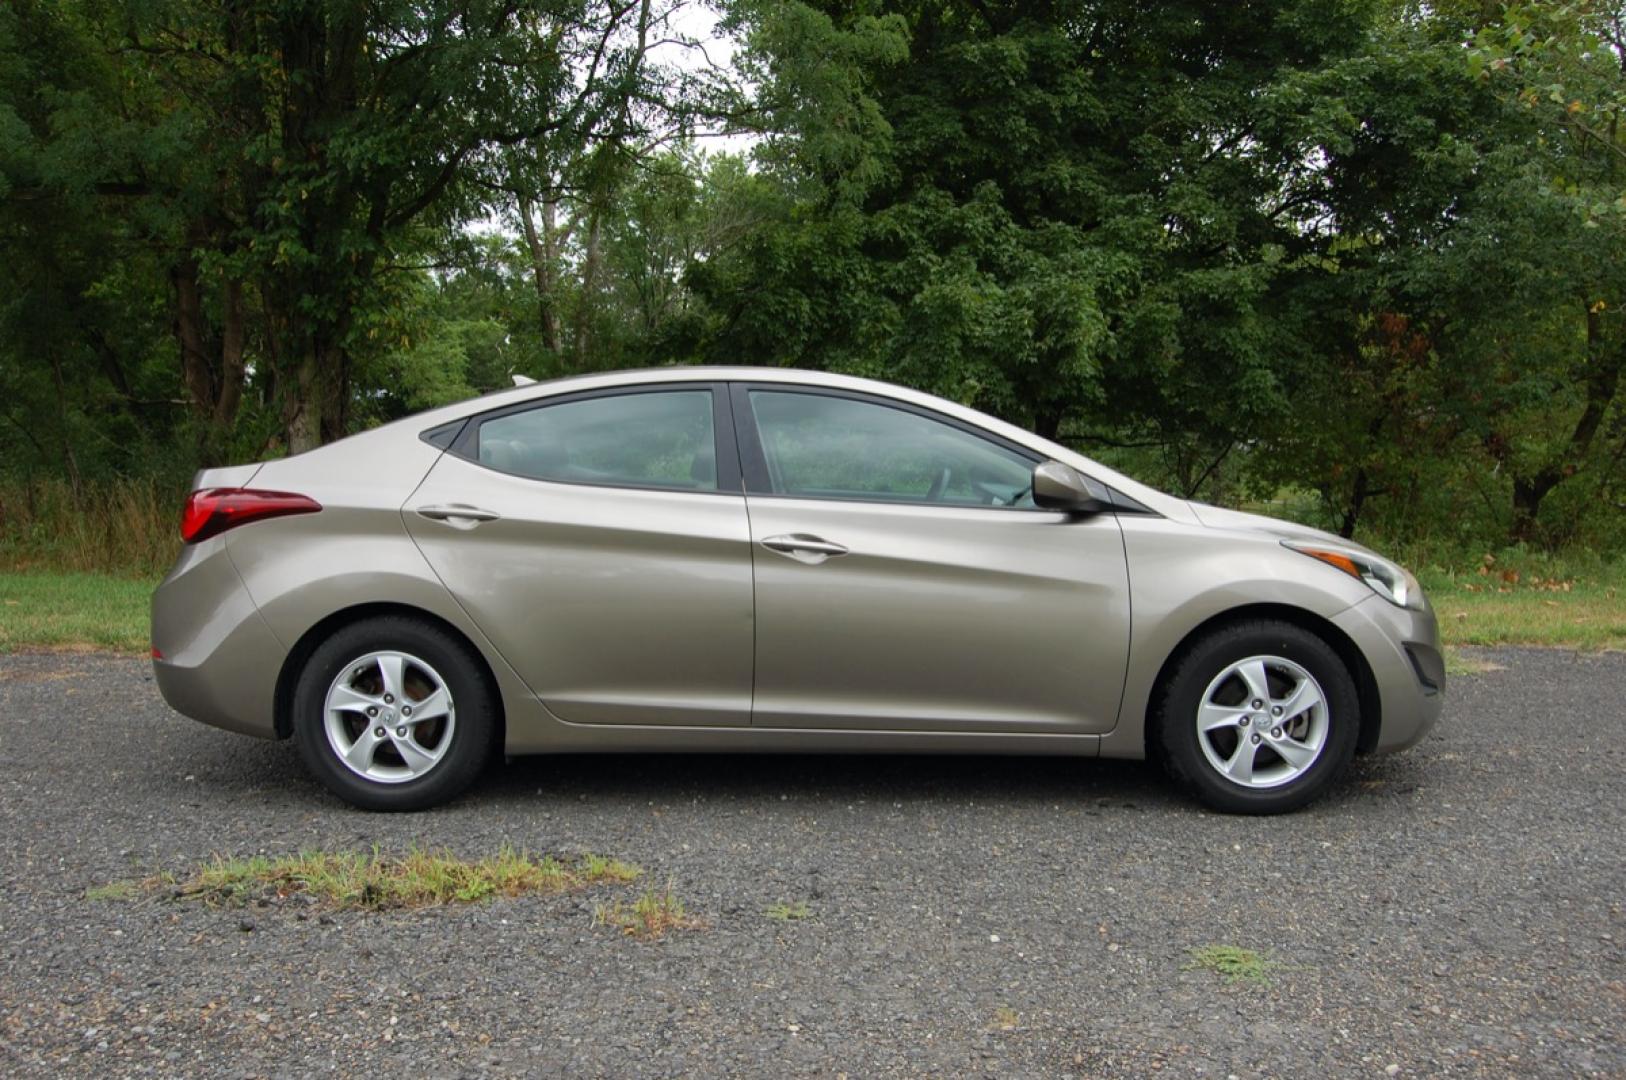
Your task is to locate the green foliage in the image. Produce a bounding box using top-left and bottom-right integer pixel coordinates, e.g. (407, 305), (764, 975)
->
(1, 0), (1623, 558)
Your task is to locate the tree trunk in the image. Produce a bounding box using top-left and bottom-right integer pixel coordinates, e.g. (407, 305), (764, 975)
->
(1033, 406), (1064, 441)
(280, 334), (353, 453)
(285, 353), (320, 455)
(215, 278), (246, 429)
(1508, 304), (1624, 544)
(317, 336), (350, 445)
(574, 209), (602, 367)
(1509, 474), (1556, 545)
(1338, 468), (1371, 539)
(172, 254), (218, 422)
(171, 247), (248, 441)
(518, 194), (564, 355)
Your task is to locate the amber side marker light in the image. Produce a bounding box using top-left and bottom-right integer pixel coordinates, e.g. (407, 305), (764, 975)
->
(1296, 548), (1362, 579)
(180, 488), (322, 544)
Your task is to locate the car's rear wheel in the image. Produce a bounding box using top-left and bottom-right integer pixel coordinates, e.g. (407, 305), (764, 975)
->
(292, 616), (496, 811)
(1153, 620), (1359, 814)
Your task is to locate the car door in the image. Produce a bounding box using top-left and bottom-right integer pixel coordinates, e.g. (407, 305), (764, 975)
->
(733, 384), (1131, 734)
(405, 383), (754, 726)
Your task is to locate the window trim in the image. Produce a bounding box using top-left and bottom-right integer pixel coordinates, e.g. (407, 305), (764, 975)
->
(729, 383), (1059, 512)
(446, 382), (743, 496)
(419, 418), (468, 450)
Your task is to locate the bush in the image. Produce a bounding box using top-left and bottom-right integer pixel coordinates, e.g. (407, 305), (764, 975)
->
(0, 477), (181, 577)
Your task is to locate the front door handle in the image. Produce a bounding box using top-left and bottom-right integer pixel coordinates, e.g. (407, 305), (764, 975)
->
(416, 503), (501, 525)
(760, 533), (849, 563)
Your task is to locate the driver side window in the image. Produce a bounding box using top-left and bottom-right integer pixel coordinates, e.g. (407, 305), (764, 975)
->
(747, 390), (1035, 507)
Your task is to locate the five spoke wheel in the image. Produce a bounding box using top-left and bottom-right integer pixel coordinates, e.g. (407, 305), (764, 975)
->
(323, 651), (456, 784)
(1195, 654), (1328, 790)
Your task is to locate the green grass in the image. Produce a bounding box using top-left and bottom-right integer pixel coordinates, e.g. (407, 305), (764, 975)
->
(1186, 944), (1278, 985)
(764, 900), (813, 921)
(594, 882), (701, 938)
(84, 880), (146, 902)
(88, 847), (642, 911)
(0, 570), (156, 653)
(1420, 560), (1626, 652)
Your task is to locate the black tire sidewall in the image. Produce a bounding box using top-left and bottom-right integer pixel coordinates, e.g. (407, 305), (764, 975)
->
(292, 617), (495, 811)
(1156, 621), (1359, 814)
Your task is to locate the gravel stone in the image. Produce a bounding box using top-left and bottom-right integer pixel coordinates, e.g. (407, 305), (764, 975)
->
(0, 647), (1622, 1076)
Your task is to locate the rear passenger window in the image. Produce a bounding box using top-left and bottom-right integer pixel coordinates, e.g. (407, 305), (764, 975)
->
(476, 390), (718, 491)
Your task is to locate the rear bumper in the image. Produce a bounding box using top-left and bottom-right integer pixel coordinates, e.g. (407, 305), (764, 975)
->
(151, 539), (285, 740)
(1333, 594), (1445, 754)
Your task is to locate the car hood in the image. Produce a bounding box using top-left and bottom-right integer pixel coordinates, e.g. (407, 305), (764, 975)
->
(1185, 501), (1380, 557)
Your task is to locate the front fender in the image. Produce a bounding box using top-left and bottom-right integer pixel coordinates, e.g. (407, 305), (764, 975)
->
(1098, 516), (1371, 759)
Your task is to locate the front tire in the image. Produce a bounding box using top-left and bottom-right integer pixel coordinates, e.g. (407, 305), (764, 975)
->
(1153, 620), (1359, 814)
(292, 616), (496, 811)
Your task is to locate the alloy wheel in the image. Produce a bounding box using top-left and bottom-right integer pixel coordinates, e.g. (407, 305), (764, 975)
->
(1195, 654), (1329, 790)
(322, 650), (456, 784)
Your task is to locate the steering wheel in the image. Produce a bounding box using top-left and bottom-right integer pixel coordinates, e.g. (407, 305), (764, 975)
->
(924, 466), (952, 502)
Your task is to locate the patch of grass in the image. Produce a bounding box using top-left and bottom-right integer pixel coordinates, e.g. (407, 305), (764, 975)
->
(991, 1006), (1020, 1031)
(1186, 944), (1278, 985)
(578, 852), (642, 884)
(0, 570), (156, 654)
(85, 880), (147, 902)
(89, 847), (641, 911)
(594, 882), (701, 938)
(1419, 559), (1625, 652)
(764, 900), (813, 921)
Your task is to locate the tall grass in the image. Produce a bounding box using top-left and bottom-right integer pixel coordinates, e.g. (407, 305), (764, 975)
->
(0, 477), (181, 577)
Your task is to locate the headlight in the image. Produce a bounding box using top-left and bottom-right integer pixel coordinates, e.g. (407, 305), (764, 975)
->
(1282, 541), (1424, 610)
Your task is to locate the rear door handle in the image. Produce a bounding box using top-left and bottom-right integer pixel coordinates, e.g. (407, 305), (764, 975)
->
(416, 503), (501, 525)
(761, 533), (849, 563)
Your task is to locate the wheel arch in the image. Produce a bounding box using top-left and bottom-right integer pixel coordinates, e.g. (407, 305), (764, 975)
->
(272, 602), (507, 743)
(1142, 602), (1382, 760)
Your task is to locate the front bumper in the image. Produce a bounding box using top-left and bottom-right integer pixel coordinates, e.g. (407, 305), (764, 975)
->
(1332, 594), (1445, 754)
(151, 538), (285, 740)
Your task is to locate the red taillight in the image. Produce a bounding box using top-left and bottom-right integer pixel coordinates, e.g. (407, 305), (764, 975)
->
(180, 488), (322, 544)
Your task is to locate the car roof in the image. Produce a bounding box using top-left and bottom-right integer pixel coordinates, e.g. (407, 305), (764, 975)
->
(395, 366), (1191, 519)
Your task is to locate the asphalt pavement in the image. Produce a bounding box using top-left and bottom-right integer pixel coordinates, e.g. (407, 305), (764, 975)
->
(1, 647), (1622, 1077)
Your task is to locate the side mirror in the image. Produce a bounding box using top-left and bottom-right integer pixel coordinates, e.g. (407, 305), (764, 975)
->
(1032, 461), (1112, 514)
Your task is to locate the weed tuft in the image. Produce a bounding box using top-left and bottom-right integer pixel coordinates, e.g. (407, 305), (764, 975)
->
(595, 882), (701, 938)
(85, 881), (143, 902)
(1186, 944), (1278, 985)
(764, 900), (813, 921)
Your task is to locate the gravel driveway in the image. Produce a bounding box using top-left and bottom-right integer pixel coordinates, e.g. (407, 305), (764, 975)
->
(1, 647), (1622, 1077)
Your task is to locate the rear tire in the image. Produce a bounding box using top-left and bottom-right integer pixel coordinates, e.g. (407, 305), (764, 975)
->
(1153, 620), (1359, 814)
(292, 616), (496, 811)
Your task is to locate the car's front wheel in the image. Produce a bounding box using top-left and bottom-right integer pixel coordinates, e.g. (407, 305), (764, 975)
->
(292, 616), (496, 811)
(1153, 620), (1359, 814)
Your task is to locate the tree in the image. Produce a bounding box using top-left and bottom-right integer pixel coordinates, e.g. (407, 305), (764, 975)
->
(10, 1), (679, 452)
(0, 2), (185, 489)
(1465, 1), (1626, 542)
(690, 0), (1378, 486)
